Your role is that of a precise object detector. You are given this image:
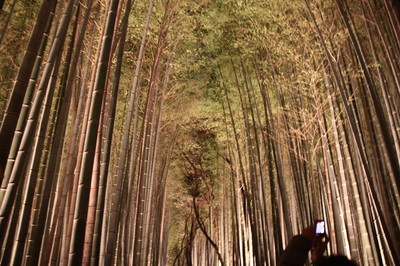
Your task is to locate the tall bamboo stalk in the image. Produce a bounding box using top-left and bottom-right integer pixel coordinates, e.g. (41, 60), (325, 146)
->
(67, 0), (120, 262)
(0, 0), (56, 172)
(0, 0), (76, 250)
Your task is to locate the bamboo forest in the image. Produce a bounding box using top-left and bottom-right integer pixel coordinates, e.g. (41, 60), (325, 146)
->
(1, 0), (400, 265)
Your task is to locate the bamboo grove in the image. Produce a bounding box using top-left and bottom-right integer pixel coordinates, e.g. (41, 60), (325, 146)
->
(0, 0), (399, 265)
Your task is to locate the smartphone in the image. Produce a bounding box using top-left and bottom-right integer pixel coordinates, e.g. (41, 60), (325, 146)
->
(316, 221), (325, 236)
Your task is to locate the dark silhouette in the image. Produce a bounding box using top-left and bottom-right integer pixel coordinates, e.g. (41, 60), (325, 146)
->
(278, 220), (358, 266)
(314, 255), (358, 266)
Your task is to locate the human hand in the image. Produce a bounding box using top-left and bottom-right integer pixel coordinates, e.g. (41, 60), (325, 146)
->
(301, 220), (329, 261)
(301, 222), (317, 243)
(301, 219), (323, 243)
(311, 234), (329, 262)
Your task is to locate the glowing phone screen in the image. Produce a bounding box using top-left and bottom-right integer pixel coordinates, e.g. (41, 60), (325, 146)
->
(316, 221), (325, 235)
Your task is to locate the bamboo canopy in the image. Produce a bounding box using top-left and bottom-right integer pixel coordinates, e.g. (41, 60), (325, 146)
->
(0, 0), (399, 265)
